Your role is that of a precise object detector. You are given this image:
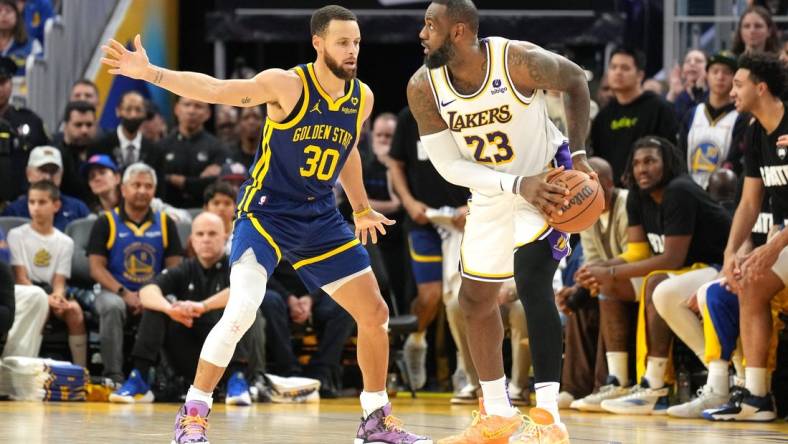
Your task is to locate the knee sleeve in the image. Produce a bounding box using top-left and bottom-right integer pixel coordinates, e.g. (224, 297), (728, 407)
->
(200, 250), (268, 367)
(704, 282), (740, 362)
(514, 239), (562, 382)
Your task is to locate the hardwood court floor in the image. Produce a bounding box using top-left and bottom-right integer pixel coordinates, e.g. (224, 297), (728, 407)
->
(0, 397), (785, 443)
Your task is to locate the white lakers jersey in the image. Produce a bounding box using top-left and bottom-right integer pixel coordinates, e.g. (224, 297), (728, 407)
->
(427, 37), (566, 186)
(686, 103), (738, 189)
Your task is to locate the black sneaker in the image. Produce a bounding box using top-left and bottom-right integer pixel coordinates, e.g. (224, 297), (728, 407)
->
(702, 387), (777, 422)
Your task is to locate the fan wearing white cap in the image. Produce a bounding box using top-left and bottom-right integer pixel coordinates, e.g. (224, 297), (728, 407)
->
(1, 146), (90, 230)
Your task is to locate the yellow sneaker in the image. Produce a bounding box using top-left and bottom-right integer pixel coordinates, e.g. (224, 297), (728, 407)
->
(509, 408), (570, 444)
(438, 402), (522, 444)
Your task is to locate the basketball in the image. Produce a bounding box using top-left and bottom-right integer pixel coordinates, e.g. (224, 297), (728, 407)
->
(546, 170), (604, 233)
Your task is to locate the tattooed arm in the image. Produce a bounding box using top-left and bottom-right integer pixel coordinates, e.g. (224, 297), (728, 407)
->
(507, 42), (593, 174)
(101, 34), (295, 107)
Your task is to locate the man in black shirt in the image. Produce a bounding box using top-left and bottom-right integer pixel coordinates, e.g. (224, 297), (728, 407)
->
(388, 106), (474, 397)
(704, 52), (788, 422)
(58, 101), (98, 203)
(591, 47), (679, 186)
(87, 163), (183, 382)
(108, 212), (265, 405)
(230, 105), (263, 172)
(578, 136), (731, 414)
(261, 261), (354, 398)
(159, 97), (231, 208)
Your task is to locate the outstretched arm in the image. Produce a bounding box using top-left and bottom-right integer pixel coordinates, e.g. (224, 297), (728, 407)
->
(101, 34), (289, 107)
(507, 42), (593, 174)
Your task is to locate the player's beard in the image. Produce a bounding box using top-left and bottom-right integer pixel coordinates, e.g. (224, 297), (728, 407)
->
(324, 52), (356, 80)
(424, 38), (454, 69)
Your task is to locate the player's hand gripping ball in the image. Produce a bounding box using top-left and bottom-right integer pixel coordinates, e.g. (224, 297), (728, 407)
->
(546, 170), (604, 233)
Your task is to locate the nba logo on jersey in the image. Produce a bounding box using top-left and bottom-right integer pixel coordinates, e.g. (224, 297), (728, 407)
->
(491, 78), (507, 95)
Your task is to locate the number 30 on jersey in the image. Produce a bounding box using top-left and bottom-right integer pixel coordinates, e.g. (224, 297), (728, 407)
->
(464, 131), (514, 165)
(300, 145), (340, 180)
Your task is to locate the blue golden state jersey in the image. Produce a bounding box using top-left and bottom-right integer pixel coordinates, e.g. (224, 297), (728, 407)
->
(236, 63), (366, 217)
(104, 208), (169, 291)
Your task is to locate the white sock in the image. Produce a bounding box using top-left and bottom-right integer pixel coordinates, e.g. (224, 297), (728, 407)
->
(68, 334), (87, 368)
(535, 382), (561, 423)
(707, 360), (729, 395)
(360, 390), (389, 418)
(745, 367), (768, 397)
(644, 357), (668, 389)
(407, 331), (426, 346)
(606, 351), (629, 386)
(186, 385), (214, 409)
(480, 376), (517, 417)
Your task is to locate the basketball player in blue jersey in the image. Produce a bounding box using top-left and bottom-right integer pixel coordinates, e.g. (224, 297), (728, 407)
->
(407, 1), (595, 443)
(101, 5), (431, 444)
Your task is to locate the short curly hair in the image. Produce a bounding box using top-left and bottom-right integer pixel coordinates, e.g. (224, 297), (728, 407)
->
(737, 51), (787, 98)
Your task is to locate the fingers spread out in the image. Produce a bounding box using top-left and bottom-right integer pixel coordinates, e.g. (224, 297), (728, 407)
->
(108, 39), (125, 54)
(101, 57), (120, 67)
(370, 227), (378, 244)
(101, 45), (121, 59)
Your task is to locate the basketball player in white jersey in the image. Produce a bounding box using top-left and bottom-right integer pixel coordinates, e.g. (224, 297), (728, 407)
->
(407, 1), (594, 443)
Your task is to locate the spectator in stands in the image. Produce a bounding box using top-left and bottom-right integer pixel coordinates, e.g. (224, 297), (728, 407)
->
(230, 105), (264, 171)
(261, 261), (354, 398)
(215, 105), (239, 147)
(732, 6), (781, 56)
(202, 181), (236, 254)
(0, 55), (48, 203)
(2, 146), (89, 230)
(89, 90), (161, 173)
(58, 101), (98, 203)
(109, 212), (261, 406)
(703, 51), (788, 422)
(679, 51), (747, 190)
(87, 162), (183, 382)
(82, 154), (191, 222)
(19, 0), (54, 52)
(0, 228), (12, 338)
(596, 74), (613, 110)
(557, 157), (629, 410)
(576, 137), (730, 415)
(641, 79), (665, 96)
(667, 49), (708, 120)
(351, 112), (406, 301)
(0, 259), (12, 340)
(5, 180), (86, 366)
(0, 0), (32, 75)
(388, 106), (475, 400)
(69, 79), (100, 108)
(590, 47), (679, 186)
(140, 99), (168, 143)
(159, 96), (230, 208)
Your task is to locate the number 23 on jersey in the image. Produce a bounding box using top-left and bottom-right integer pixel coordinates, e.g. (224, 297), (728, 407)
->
(464, 131), (514, 165)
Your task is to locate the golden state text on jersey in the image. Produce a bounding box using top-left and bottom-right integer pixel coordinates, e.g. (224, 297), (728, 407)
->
(236, 63), (366, 217)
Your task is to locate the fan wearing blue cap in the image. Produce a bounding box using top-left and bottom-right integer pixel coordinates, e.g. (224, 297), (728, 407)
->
(82, 154), (120, 213)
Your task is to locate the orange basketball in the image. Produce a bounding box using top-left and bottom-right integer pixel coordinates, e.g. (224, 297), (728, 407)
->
(546, 170), (604, 233)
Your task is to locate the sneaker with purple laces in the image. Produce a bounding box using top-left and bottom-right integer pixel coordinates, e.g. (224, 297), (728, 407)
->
(171, 400), (211, 444)
(354, 403), (432, 444)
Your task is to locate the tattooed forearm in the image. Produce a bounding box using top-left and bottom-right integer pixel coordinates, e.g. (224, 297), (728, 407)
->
(241, 97), (251, 105)
(406, 67), (448, 136)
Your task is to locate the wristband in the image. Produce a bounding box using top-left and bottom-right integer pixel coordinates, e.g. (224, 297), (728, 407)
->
(353, 207), (372, 218)
(570, 150), (587, 158)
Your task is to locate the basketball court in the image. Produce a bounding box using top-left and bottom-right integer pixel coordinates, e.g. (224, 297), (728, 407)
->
(1, 397), (785, 443)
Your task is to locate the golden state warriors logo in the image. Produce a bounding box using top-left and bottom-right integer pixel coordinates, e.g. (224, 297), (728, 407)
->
(691, 142), (720, 173)
(123, 242), (157, 284)
(33, 248), (51, 267)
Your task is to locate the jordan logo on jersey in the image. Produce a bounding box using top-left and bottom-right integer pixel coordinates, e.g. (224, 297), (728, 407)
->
(310, 100), (322, 114)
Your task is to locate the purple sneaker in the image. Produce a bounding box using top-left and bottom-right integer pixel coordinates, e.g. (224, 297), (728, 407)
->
(355, 403), (432, 444)
(171, 400), (211, 444)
